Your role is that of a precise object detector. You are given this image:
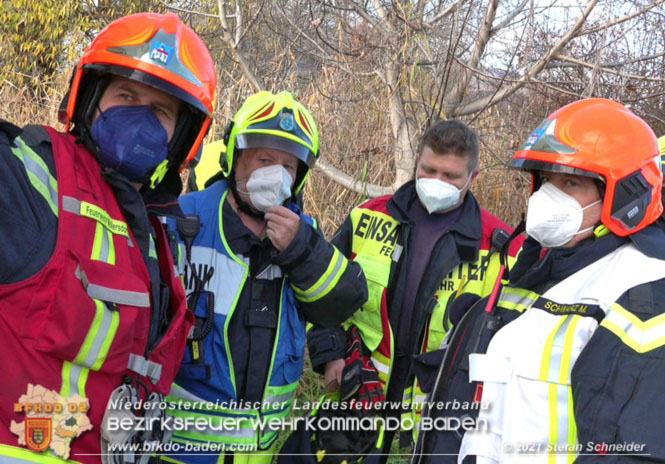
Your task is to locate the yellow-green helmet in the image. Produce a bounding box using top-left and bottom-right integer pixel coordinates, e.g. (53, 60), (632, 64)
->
(222, 91), (319, 194)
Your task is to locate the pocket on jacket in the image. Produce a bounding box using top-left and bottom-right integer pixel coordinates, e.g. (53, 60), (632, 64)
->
(279, 287), (306, 385)
(33, 250), (148, 375)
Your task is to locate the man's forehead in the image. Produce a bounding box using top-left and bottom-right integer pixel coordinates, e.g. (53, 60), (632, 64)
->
(245, 147), (298, 162)
(420, 148), (469, 167)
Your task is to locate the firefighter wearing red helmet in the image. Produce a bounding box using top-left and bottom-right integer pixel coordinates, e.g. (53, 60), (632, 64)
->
(0, 13), (216, 463)
(416, 98), (665, 463)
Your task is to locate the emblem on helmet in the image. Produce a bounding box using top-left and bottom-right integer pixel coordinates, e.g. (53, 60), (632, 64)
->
(279, 112), (295, 131)
(150, 42), (173, 65)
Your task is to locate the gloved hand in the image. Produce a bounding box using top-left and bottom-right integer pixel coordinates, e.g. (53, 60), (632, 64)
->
(339, 326), (385, 409)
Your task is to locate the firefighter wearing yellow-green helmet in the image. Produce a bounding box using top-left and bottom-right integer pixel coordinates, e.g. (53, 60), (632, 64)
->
(659, 135), (665, 172)
(193, 91), (319, 194)
(222, 91), (319, 195)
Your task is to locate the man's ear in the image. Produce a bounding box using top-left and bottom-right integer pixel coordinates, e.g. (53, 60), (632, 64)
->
(471, 169), (480, 181)
(412, 154), (421, 179)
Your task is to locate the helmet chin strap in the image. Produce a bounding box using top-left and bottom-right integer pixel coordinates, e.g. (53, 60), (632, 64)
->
(229, 175), (265, 219)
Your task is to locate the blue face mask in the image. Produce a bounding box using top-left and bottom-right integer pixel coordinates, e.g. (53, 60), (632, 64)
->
(91, 105), (169, 181)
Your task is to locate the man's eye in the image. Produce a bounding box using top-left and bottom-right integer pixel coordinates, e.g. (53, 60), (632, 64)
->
(153, 107), (169, 118)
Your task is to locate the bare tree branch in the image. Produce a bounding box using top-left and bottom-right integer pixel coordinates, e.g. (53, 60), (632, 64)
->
(447, 0), (499, 108)
(555, 54), (665, 83)
(234, 1), (242, 46)
(491, 0), (529, 33)
(347, 0), (383, 32)
(160, 1), (230, 19)
(424, 0), (466, 28)
(452, 0), (599, 116)
(217, 0), (264, 92)
(547, 51), (665, 70)
(316, 158), (394, 197)
(579, 0), (665, 37)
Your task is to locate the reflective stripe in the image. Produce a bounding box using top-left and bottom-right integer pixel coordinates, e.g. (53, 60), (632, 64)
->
(413, 394), (427, 407)
(263, 389), (296, 407)
(10, 137), (58, 216)
(168, 384), (208, 404)
(62, 196), (128, 237)
(167, 386), (262, 446)
(567, 388), (577, 464)
(601, 303), (665, 353)
(539, 314), (581, 463)
(0, 443), (80, 463)
(149, 235), (157, 259)
(167, 385), (261, 415)
(292, 247), (348, 302)
(127, 354), (163, 383)
(61, 360), (90, 398)
(497, 287), (538, 312)
(86, 283), (149, 308)
(61, 299), (119, 397)
(76, 266), (150, 308)
(169, 409), (258, 444)
(370, 355), (390, 376)
(92, 222), (116, 265)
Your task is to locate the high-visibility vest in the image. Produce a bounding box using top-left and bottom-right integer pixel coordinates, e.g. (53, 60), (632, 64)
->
(344, 195), (519, 439)
(164, 180), (315, 463)
(0, 127), (192, 463)
(460, 242), (665, 463)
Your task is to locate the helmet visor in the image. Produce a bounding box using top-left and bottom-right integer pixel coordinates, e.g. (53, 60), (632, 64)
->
(509, 158), (604, 181)
(84, 63), (210, 116)
(236, 133), (317, 168)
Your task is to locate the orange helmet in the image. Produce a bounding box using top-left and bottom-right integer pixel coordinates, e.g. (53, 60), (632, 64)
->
(61, 13), (216, 187)
(510, 98), (662, 236)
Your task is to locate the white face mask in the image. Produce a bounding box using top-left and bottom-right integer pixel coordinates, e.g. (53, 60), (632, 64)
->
(415, 175), (471, 214)
(241, 165), (294, 212)
(526, 182), (601, 248)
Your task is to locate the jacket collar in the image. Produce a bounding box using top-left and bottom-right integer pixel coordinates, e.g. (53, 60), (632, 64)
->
(630, 220), (665, 260)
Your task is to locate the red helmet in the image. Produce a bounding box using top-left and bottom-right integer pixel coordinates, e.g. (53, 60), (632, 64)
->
(61, 13), (216, 179)
(510, 98), (662, 236)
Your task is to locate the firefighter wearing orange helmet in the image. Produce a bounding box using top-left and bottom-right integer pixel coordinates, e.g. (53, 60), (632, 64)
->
(416, 99), (665, 463)
(0, 13), (216, 463)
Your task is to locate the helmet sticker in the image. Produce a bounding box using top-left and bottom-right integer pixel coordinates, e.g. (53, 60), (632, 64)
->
(279, 112), (295, 131)
(521, 118), (576, 155)
(150, 42), (173, 65)
(524, 129), (545, 149)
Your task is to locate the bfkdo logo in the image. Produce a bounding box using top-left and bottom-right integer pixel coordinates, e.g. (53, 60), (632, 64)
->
(25, 418), (52, 452)
(11, 384), (93, 460)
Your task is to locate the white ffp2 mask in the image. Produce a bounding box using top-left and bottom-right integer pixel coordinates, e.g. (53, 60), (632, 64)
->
(243, 165), (294, 212)
(526, 182), (601, 248)
(415, 175), (471, 214)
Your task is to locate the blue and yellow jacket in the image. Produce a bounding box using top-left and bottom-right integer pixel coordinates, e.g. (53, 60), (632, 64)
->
(164, 179), (367, 463)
